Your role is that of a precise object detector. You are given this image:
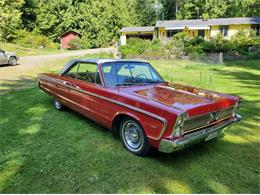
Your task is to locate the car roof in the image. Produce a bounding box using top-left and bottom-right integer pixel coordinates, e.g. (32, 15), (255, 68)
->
(70, 58), (148, 64)
(60, 58), (148, 75)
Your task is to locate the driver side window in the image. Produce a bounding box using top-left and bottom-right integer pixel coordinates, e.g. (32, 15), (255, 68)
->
(65, 62), (101, 85)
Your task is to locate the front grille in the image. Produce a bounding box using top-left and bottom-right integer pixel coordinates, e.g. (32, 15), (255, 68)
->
(182, 106), (234, 134)
(183, 113), (212, 131)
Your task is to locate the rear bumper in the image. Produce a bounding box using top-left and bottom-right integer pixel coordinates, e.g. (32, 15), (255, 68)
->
(158, 114), (241, 153)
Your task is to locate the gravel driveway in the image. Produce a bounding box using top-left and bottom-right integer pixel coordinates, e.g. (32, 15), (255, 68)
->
(0, 47), (116, 94)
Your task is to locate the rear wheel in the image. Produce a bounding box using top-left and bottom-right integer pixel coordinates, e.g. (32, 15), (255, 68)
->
(119, 117), (150, 156)
(53, 98), (65, 111)
(8, 57), (17, 66)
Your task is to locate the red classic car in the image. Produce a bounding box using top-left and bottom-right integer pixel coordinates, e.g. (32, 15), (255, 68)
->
(38, 59), (241, 156)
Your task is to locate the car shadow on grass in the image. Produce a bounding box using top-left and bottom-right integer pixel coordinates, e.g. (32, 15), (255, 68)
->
(0, 76), (37, 95)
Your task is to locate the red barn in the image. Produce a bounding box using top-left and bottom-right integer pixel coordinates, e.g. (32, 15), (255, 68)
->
(60, 31), (81, 49)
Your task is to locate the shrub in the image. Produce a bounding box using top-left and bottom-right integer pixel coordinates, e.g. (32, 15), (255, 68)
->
(15, 30), (56, 49)
(165, 32), (192, 58)
(119, 31), (260, 60)
(68, 38), (81, 50)
(201, 33), (232, 53)
(150, 38), (164, 52)
(68, 37), (91, 50)
(119, 38), (151, 57)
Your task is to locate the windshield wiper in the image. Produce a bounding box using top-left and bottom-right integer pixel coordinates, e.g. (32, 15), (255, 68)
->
(115, 83), (137, 86)
(141, 81), (166, 84)
(115, 81), (166, 86)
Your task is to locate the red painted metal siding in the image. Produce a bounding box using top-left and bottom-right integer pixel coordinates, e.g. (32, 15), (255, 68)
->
(61, 32), (79, 49)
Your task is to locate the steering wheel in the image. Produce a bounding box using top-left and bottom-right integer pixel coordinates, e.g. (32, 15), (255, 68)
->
(135, 74), (147, 80)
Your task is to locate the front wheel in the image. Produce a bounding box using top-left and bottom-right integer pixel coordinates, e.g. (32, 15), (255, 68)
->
(119, 117), (150, 156)
(53, 98), (65, 111)
(8, 57), (17, 66)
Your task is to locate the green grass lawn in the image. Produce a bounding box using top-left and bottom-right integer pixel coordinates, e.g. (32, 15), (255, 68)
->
(0, 59), (259, 193)
(0, 42), (73, 56)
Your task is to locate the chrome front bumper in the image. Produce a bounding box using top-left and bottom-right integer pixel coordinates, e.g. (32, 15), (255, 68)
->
(159, 114), (241, 153)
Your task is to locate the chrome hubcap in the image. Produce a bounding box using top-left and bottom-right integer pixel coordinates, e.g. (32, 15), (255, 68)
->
(122, 121), (143, 151)
(54, 99), (61, 109)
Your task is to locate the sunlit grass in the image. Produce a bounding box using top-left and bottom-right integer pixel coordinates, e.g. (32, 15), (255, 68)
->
(0, 42), (66, 56)
(0, 59), (259, 193)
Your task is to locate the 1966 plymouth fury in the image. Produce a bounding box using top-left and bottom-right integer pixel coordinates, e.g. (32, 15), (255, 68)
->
(38, 59), (241, 156)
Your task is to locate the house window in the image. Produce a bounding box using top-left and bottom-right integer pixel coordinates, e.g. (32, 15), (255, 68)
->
(219, 25), (229, 37)
(198, 30), (205, 38)
(166, 29), (183, 38)
(252, 25), (260, 36)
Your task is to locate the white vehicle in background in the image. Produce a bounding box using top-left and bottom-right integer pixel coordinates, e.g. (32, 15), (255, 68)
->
(0, 48), (18, 66)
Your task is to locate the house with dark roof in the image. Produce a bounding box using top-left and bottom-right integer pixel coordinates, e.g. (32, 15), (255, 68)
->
(120, 17), (260, 45)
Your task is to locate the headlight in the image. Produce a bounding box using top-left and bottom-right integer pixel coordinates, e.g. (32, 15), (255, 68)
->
(176, 115), (184, 126)
(172, 113), (187, 137)
(173, 126), (182, 136)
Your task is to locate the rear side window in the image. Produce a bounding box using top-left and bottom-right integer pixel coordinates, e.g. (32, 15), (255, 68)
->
(64, 62), (101, 85)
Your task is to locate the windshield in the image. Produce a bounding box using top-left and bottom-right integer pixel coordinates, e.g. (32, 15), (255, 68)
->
(102, 62), (164, 87)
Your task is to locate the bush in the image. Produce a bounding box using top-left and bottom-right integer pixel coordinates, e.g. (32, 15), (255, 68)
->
(15, 30), (56, 49)
(119, 31), (260, 60)
(119, 38), (151, 57)
(165, 32), (192, 58)
(68, 37), (91, 50)
(150, 38), (164, 52)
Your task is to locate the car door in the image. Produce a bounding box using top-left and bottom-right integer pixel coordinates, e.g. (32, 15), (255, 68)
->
(48, 62), (78, 107)
(63, 62), (102, 120)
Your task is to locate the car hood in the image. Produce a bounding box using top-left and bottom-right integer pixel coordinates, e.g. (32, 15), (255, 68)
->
(126, 83), (237, 117)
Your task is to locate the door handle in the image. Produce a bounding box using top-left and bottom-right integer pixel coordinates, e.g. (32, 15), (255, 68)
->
(63, 81), (72, 86)
(63, 81), (80, 89)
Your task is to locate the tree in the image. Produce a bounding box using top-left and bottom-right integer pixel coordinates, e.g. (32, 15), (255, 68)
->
(133, 0), (157, 26)
(0, 0), (24, 41)
(21, 0), (36, 31)
(225, 0), (260, 17)
(1, 0), (259, 46)
(159, 0), (177, 20)
(175, 0), (259, 19)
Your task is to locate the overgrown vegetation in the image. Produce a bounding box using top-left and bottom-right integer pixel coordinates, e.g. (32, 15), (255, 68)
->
(120, 31), (260, 60)
(0, 0), (259, 48)
(15, 30), (57, 49)
(68, 37), (91, 50)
